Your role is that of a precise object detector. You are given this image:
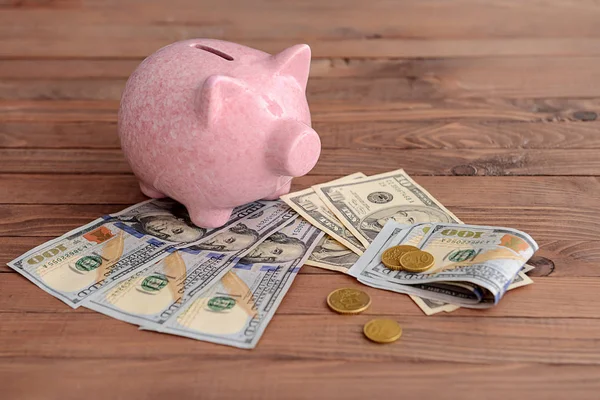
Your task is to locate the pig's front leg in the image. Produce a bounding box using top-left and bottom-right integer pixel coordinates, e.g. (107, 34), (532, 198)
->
(263, 180), (292, 200)
(139, 181), (166, 199)
(188, 206), (233, 229)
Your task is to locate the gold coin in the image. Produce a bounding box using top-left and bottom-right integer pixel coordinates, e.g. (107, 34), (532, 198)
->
(381, 245), (420, 270)
(327, 288), (371, 314)
(399, 250), (435, 273)
(363, 319), (402, 343)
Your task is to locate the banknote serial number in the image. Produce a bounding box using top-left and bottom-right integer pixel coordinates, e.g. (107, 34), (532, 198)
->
(27, 243), (93, 268)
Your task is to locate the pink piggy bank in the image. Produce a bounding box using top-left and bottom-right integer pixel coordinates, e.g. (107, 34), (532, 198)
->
(118, 39), (321, 228)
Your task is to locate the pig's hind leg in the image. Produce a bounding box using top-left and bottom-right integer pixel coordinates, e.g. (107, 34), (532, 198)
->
(263, 180), (292, 200)
(139, 181), (166, 199)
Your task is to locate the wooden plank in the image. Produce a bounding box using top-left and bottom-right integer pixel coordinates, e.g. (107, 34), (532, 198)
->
(2, 360), (598, 400)
(0, 121), (119, 148)
(0, 174), (343, 204)
(1, 1), (600, 58)
(313, 149), (600, 176)
(3, 56), (600, 83)
(5, 37), (600, 58)
(1, 310), (600, 364)
(0, 174), (146, 204)
(3, 57), (600, 101)
(317, 120), (600, 149)
(310, 98), (600, 123)
(0, 100), (118, 123)
(4, 0), (600, 40)
(0, 204), (125, 236)
(0, 149), (130, 174)
(0, 0), (79, 8)
(1, 203), (598, 243)
(0, 60), (139, 79)
(2, 272), (599, 318)
(4, 120), (600, 150)
(2, 99), (598, 123)
(2, 148), (600, 176)
(316, 120), (600, 149)
(0, 175), (596, 207)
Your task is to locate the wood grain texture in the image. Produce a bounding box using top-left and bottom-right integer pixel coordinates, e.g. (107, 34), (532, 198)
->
(1, 175), (597, 206)
(2, 0), (600, 58)
(1, 235), (598, 277)
(3, 57), (600, 101)
(1, 310), (600, 365)
(3, 360), (599, 400)
(2, 0), (600, 397)
(2, 98), (598, 123)
(1, 203), (598, 243)
(4, 120), (600, 150)
(3, 148), (600, 176)
(3, 272), (600, 318)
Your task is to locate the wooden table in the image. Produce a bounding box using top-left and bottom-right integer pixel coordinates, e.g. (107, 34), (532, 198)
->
(1, 1), (599, 399)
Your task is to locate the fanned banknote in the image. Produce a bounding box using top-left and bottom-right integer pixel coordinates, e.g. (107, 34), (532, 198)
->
(281, 172), (366, 255)
(86, 201), (298, 326)
(312, 169), (461, 248)
(305, 234), (360, 274)
(7, 199), (267, 308)
(310, 169), (533, 314)
(349, 222), (538, 308)
(145, 218), (324, 349)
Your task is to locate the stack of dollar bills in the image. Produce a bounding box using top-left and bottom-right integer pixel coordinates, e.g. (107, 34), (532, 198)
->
(8, 168), (537, 348)
(281, 169), (537, 315)
(8, 200), (324, 349)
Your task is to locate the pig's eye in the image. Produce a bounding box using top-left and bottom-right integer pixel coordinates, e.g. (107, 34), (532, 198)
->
(193, 44), (234, 61)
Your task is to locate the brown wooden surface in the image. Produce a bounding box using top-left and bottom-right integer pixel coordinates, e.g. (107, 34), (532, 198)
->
(1, 1), (599, 399)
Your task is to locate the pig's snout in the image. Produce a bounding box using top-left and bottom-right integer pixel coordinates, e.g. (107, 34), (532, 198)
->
(267, 120), (321, 177)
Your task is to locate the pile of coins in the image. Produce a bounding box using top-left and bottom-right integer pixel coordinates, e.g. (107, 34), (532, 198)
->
(326, 288), (402, 344)
(381, 245), (435, 273)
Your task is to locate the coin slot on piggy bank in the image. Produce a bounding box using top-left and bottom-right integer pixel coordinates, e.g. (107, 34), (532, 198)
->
(193, 44), (234, 61)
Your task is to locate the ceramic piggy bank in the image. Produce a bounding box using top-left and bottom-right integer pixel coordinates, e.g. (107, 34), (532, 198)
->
(118, 39), (321, 228)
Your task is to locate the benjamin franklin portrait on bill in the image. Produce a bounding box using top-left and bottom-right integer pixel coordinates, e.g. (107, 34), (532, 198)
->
(188, 223), (260, 252)
(115, 200), (206, 243)
(359, 205), (453, 241)
(240, 232), (307, 264)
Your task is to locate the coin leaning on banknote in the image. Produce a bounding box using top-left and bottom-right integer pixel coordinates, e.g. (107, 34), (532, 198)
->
(381, 245), (435, 273)
(381, 245), (419, 270)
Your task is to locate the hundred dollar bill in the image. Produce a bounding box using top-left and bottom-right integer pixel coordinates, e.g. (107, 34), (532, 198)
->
(86, 201), (298, 326)
(304, 234), (360, 274)
(281, 172), (366, 255)
(398, 225), (534, 315)
(409, 265), (534, 315)
(302, 231), (530, 294)
(145, 218), (324, 349)
(312, 169), (460, 248)
(349, 222), (538, 308)
(7, 199), (266, 308)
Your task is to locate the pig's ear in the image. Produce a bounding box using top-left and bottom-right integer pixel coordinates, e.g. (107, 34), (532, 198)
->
(271, 44), (311, 91)
(196, 75), (247, 126)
